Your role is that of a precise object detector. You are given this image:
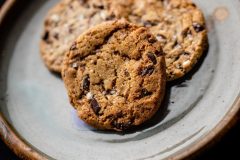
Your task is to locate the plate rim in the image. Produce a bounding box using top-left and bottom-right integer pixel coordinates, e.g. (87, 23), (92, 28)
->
(0, 0), (239, 160)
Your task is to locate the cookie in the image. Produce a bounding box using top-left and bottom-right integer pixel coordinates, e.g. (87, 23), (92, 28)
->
(40, 0), (115, 72)
(62, 20), (166, 131)
(41, 0), (207, 81)
(108, 0), (208, 80)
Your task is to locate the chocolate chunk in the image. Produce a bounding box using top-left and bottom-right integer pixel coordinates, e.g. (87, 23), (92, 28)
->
(193, 22), (205, 32)
(183, 52), (190, 55)
(69, 5), (73, 9)
(94, 45), (101, 53)
(147, 34), (157, 43)
(112, 121), (131, 130)
(112, 79), (116, 88)
(143, 20), (157, 27)
(90, 98), (101, 115)
(93, 4), (104, 9)
(148, 38), (157, 43)
(138, 44), (146, 52)
(116, 112), (123, 118)
(140, 66), (155, 76)
(42, 31), (49, 41)
(69, 28), (74, 34)
(174, 55), (180, 61)
(83, 75), (90, 91)
(172, 40), (179, 48)
(113, 50), (120, 54)
(93, 60), (97, 65)
(155, 49), (163, 56)
(143, 21), (152, 27)
(147, 53), (157, 64)
(191, 3), (196, 7)
(53, 33), (59, 39)
(98, 5), (104, 9)
(187, 30), (193, 36)
(124, 70), (130, 77)
(140, 88), (152, 98)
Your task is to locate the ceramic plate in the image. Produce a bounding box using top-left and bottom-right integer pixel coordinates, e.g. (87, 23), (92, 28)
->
(0, 0), (240, 159)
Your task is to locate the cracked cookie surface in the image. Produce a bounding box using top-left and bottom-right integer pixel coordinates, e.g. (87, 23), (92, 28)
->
(40, 0), (207, 81)
(62, 21), (166, 131)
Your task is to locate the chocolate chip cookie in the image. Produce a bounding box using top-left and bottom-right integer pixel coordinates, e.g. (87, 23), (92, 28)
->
(62, 20), (166, 131)
(128, 0), (208, 81)
(40, 0), (115, 72)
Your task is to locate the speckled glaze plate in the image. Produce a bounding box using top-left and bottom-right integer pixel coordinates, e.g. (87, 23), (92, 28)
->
(0, 0), (240, 160)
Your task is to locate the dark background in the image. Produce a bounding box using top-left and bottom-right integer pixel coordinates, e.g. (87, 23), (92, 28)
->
(0, 0), (4, 7)
(0, 0), (239, 159)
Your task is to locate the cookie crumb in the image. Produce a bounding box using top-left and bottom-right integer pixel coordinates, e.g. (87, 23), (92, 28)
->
(102, 91), (107, 95)
(78, 15), (84, 20)
(110, 90), (116, 95)
(100, 12), (107, 20)
(86, 92), (93, 100)
(182, 60), (191, 68)
(50, 14), (60, 22)
(72, 63), (78, 69)
(156, 34), (166, 42)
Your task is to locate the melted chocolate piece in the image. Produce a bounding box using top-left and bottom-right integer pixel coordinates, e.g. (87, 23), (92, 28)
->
(112, 121), (131, 130)
(193, 22), (205, 32)
(83, 74), (90, 91)
(140, 66), (155, 76)
(90, 98), (101, 115)
(140, 88), (152, 98)
(42, 31), (49, 41)
(147, 53), (157, 64)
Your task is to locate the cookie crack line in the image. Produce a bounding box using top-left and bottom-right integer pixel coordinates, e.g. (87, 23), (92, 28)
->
(70, 22), (138, 61)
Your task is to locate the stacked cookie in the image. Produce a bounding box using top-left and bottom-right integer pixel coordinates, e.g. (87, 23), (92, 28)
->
(40, 0), (207, 131)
